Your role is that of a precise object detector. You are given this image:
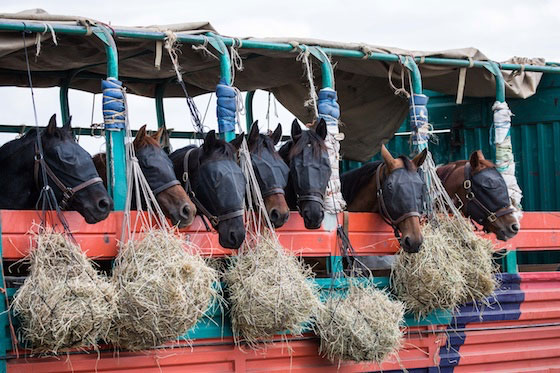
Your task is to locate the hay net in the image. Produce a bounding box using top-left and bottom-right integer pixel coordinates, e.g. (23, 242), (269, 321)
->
(107, 89), (218, 351)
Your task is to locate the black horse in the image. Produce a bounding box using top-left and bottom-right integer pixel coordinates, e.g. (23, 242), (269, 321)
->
(0, 114), (112, 224)
(170, 130), (246, 249)
(246, 121), (290, 228)
(279, 119), (331, 229)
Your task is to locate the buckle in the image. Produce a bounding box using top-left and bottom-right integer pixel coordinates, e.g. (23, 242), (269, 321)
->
(465, 192), (474, 200)
(463, 180), (471, 190)
(487, 213), (497, 223)
(182, 172), (188, 183)
(210, 216), (219, 227)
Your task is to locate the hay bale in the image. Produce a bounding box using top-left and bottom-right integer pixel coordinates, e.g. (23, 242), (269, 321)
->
(316, 285), (404, 363)
(391, 221), (467, 319)
(109, 229), (218, 351)
(12, 231), (115, 354)
(225, 236), (321, 348)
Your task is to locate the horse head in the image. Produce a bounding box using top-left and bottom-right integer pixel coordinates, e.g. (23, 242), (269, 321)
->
(39, 114), (112, 223)
(437, 150), (519, 241)
(247, 121), (290, 228)
(279, 118), (331, 229)
(170, 130), (246, 249)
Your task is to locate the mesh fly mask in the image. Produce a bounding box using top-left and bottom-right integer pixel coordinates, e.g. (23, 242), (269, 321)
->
(136, 145), (180, 195)
(183, 148), (245, 228)
(290, 144), (331, 206)
(376, 164), (424, 237)
(251, 150), (289, 197)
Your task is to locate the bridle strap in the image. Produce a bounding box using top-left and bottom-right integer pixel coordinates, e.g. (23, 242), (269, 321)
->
(463, 163), (516, 225)
(34, 143), (103, 210)
(297, 194), (324, 206)
(182, 148), (244, 229)
(152, 180), (180, 195)
(261, 187), (285, 198)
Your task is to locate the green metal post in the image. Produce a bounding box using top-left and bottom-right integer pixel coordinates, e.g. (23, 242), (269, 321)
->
(505, 250), (518, 273)
(59, 79), (70, 125)
(94, 26), (127, 210)
(486, 62), (506, 103)
(245, 90), (255, 132)
(155, 82), (167, 129)
(308, 46), (335, 89)
(207, 32), (236, 141)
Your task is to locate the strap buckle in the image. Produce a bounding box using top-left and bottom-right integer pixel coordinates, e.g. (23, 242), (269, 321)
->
(463, 180), (472, 190)
(183, 172), (189, 183)
(487, 213), (498, 223)
(465, 191), (475, 200)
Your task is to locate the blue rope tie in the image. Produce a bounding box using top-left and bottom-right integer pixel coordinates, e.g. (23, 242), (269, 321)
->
(318, 87), (340, 126)
(409, 93), (430, 147)
(102, 78), (125, 129)
(216, 79), (237, 133)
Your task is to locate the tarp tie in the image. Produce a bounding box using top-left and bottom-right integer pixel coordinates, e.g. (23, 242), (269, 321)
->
(154, 40), (163, 70)
(230, 38), (244, 85)
(388, 63), (410, 98)
(191, 35), (219, 60)
(35, 22), (57, 58)
(297, 47), (319, 119)
(456, 67), (467, 104)
(288, 41), (300, 53)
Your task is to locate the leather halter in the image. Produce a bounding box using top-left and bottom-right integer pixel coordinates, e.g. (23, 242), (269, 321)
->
(182, 148), (244, 229)
(462, 163), (515, 225)
(33, 143), (103, 210)
(375, 163), (421, 238)
(297, 193), (324, 206)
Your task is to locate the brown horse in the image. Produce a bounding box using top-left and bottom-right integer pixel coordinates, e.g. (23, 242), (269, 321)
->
(93, 125), (196, 228)
(341, 145), (427, 253)
(436, 150), (519, 241)
(247, 121), (290, 228)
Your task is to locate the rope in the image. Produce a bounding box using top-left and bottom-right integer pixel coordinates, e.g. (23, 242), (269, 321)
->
(388, 63), (410, 99)
(35, 23), (57, 58)
(191, 35), (219, 60)
(229, 38), (244, 86)
(296, 47), (319, 119)
(232, 86), (245, 134)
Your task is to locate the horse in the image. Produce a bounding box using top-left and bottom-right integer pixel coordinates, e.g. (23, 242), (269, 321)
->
(0, 114), (112, 224)
(436, 150), (519, 241)
(278, 118), (331, 230)
(341, 145), (427, 253)
(170, 130), (246, 249)
(93, 125), (196, 228)
(246, 121), (290, 228)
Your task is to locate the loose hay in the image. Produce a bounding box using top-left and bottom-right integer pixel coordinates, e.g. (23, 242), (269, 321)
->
(109, 229), (218, 351)
(225, 235), (321, 348)
(316, 285), (404, 363)
(12, 231), (115, 354)
(392, 217), (499, 319)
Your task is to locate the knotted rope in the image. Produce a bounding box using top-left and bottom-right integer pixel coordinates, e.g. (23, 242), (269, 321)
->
(297, 47), (319, 119)
(35, 23), (57, 58)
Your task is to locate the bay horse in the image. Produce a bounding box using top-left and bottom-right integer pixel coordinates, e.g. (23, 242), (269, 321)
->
(436, 150), (519, 241)
(0, 114), (112, 224)
(247, 121), (290, 228)
(93, 125), (196, 228)
(341, 145), (427, 253)
(278, 119), (331, 229)
(170, 130), (246, 249)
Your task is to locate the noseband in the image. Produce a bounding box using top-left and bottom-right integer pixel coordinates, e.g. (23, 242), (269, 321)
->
(182, 148), (244, 229)
(462, 163), (515, 226)
(34, 143), (103, 210)
(375, 164), (421, 238)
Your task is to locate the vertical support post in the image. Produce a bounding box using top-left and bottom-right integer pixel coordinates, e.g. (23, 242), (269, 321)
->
(59, 78), (70, 125)
(245, 90), (255, 132)
(155, 82), (167, 129)
(207, 32), (236, 142)
(95, 26), (127, 210)
(402, 56), (428, 155)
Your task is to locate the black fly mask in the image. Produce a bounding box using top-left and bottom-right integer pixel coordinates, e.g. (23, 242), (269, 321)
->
(252, 151), (289, 197)
(136, 145), (180, 195)
(463, 164), (514, 225)
(376, 166), (424, 236)
(290, 144), (331, 205)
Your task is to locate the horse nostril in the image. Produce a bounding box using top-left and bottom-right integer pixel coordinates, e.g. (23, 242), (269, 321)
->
(98, 198), (110, 211)
(180, 204), (191, 219)
(404, 236), (411, 249)
(270, 208), (280, 222)
(511, 223), (520, 233)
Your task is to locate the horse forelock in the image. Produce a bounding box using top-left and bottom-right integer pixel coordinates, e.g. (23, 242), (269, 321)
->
(250, 134), (281, 159)
(288, 130), (326, 160)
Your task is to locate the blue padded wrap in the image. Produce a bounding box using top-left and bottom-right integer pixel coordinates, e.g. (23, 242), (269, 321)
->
(317, 87), (340, 126)
(409, 93), (429, 146)
(102, 78), (125, 129)
(216, 80), (237, 133)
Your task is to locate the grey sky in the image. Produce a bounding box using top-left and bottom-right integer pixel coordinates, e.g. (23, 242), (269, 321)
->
(1, 0), (559, 153)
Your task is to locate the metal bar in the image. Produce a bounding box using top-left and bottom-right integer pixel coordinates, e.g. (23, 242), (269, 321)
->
(307, 46), (334, 89)
(245, 90), (255, 132)
(59, 78), (70, 125)
(155, 82), (167, 129)
(488, 61), (506, 103)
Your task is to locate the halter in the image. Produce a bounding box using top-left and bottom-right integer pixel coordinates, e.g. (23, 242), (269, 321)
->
(462, 163), (515, 227)
(33, 143), (103, 210)
(182, 148), (244, 229)
(375, 163), (421, 238)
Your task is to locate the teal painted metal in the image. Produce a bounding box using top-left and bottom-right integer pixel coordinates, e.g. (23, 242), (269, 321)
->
(487, 62), (506, 103)
(59, 82), (70, 125)
(94, 26), (127, 211)
(307, 46), (335, 89)
(401, 55), (423, 93)
(505, 251), (518, 274)
(245, 90), (255, 132)
(155, 83), (167, 129)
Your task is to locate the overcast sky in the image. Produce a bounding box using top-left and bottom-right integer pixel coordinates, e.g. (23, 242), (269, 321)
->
(1, 0), (559, 153)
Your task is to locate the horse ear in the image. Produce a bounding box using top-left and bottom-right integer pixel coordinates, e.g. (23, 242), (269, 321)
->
(412, 148), (428, 168)
(203, 130), (217, 152)
(315, 118), (328, 140)
(291, 119), (302, 141)
(271, 123), (282, 145)
(380, 144), (397, 171)
(134, 125), (147, 148)
(469, 150), (485, 170)
(230, 133), (245, 150)
(46, 114), (57, 135)
(63, 115), (72, 132)
(151, 127), (164, 144)
(248, 120), (259, 145)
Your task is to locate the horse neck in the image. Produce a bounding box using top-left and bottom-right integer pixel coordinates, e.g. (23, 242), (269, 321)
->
(277, 142), (298, 209)
(0, 140), (40, 208)
(437, 161), (467, 207)
(346, 163), (385, 213)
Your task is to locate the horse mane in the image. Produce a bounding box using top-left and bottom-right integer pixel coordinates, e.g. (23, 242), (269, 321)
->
(437, 158), (496, 182)
(341, 161), (383, 205)
(134, 133), (160, 149)
(0, 127), (73, 163)
(398, 155), (414, 171)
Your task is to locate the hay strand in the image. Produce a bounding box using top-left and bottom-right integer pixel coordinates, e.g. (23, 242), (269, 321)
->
(316, 284), (404, 363)
(225, 235), (321, 348)
(109, 229), (218, 351)
(12, 230), (115, 354)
